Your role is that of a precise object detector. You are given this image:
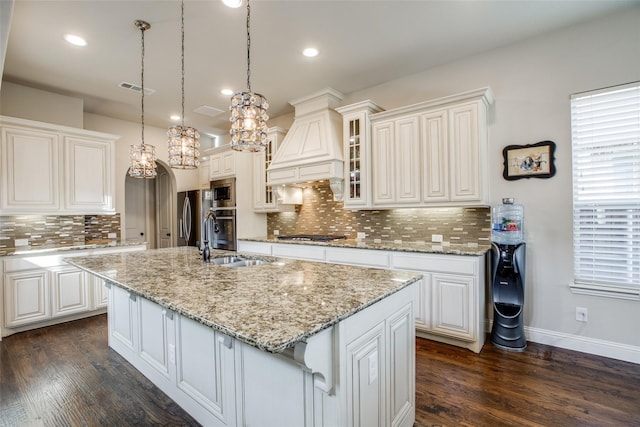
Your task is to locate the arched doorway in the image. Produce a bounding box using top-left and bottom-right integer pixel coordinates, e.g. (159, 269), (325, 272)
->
(124, 161), (176, 249)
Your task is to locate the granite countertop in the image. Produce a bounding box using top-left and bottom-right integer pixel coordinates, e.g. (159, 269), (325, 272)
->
(1, 240), (147, 257)
(66, 246), (421, 354)
(240, 236), (491, 256)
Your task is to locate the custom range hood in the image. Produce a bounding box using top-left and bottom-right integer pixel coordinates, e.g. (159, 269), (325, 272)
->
(267, 88), (345, 200)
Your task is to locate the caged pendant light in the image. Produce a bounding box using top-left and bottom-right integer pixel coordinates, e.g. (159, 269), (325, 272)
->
(229, 0), (269, 152)
(167, 0), (200, 169)
(129, 20), (157, 179)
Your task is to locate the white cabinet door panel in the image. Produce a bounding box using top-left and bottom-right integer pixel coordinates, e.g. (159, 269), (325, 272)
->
(237, 240), (272, 255)
(372, 121), (394, 205)
(64, 137), (113, 212)
(421, 110), (449, 202)
(431, 273), (475, 341)
(138, 297), (171, 379)
(110, 285), (138, 354)
(1, 127), (60, 211)
(175, 315), (235, 425)
(394, 115), (421, 204)
(4, 270), (50, 327)
(346, 321), (385, 427)
(387, 303), (414, 427)
(449, 103), (480, 201)
(51, 267), (89, 318)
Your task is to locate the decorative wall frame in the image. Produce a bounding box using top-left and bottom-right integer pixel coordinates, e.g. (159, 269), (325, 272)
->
(502, 140), (556, 180)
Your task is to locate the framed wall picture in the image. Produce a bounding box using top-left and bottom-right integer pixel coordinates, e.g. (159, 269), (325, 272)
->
(502, 140), (556, 180)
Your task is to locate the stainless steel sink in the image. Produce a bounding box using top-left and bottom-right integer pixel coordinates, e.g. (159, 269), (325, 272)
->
(210, 255), (271, 267)
(210, 255), (243, 265)
(222, 259), (270, 268)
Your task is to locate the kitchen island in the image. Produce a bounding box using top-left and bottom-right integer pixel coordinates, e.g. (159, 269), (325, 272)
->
(67, 246), (420, 427)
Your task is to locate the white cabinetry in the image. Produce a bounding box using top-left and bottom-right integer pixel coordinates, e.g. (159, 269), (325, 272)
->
(240, 239), (487, 353)
(253, 127), (298, 212)
(3, 270), (50, 327)
(345, 87), (493, 208)
(63, 136), (114, 212)
(50, 266), (90, 318)
(391, 252), (485, 352)
(0, 116), (117, 214)
(335, 101), (384, 209)
(372, 115), (422, 205)
(209, 148), (235, 179)
(198, 159), (211, 188)
(105, 277), (415, 427)
(1, 245), (146, 338)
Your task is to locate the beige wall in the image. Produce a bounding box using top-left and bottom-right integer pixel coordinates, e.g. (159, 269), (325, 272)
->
(0, 81), (84, 127)
(337, 8), (640, 348)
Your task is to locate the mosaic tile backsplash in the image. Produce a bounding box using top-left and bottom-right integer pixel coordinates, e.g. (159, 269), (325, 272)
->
(0, 214), (121, 255)
(267, 182), (491, 245)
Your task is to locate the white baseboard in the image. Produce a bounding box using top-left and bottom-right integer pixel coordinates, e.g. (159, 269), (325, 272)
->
(485, 321), (640, 364)
(524, 326), (640, 364)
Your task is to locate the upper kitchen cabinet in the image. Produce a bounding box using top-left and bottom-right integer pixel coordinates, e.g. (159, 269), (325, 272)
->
(209, 147), (236, 180)
(253, 127), (298, 212)
(365, 88), (493, 208)
(335, 101), (384, 209)
(0, 116), (117, 214)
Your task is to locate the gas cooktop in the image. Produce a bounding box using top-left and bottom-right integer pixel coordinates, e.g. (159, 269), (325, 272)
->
(276, 234), (347, 242)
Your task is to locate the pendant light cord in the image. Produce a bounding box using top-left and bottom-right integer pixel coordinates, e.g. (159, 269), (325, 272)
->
(246, 0), (251, 93)
(181, 0), (185, 127)
(140, 23), (146, 147)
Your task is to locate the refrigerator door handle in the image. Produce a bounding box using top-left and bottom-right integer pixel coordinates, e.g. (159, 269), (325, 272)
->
(179, 218), (183, 238)
(183, 196), (192, 242)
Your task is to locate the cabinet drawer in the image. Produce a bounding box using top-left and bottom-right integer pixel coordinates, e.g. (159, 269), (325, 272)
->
(237, 241), (272, 256)
(271, 243), (325, 261)
(325, 247), (390, 268)
(391, 253), (477, 275)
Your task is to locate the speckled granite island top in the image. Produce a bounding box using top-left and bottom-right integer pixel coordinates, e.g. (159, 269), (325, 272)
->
(66, 246), (420, 354)
(240, 237), (490, 256)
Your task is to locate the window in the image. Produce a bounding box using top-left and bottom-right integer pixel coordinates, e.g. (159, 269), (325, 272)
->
(570, 82), (640, 299)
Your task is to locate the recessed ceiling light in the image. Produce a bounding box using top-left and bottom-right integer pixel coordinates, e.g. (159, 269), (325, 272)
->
(64, 34), (87, 47)
(302, 47), (319, 57)
(222, 0), (242, 8)
(170, 115), (181, 121)
(221, 88), (234, 96)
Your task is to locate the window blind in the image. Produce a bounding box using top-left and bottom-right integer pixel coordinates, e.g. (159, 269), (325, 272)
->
(571, 82), (640, 297)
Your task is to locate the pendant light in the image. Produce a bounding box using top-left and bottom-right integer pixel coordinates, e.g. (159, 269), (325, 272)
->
(168, 0), (200, 169)
(229, 0), (269, 152)
(129, 20), (157, 179)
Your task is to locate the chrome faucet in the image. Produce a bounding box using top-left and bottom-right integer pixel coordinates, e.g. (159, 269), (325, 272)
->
(201, 208), (220, 262)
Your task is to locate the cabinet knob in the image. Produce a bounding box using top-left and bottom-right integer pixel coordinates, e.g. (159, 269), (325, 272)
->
(140, 232), (144, 236)
(166, 233), (171, 237)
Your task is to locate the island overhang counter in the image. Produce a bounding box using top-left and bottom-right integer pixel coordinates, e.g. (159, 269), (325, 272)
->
(66, 246), (420, 427)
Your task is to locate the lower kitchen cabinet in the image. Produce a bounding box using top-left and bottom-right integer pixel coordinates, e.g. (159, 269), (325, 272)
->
(104, 278), (416, 427)
(50, 266), (90, 318)
(3, 270), (50, 328)
(1, 244), (146, 338)
(239, 239), (487, 353)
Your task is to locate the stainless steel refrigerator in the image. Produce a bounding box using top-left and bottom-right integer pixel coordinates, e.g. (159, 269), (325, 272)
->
(177, 189), (212, 247)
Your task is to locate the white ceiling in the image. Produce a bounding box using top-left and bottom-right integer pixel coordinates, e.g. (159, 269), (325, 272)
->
(2, 0), (637, 138)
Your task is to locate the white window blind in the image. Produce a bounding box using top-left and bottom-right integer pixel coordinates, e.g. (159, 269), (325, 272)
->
(571, 82), (640, 299)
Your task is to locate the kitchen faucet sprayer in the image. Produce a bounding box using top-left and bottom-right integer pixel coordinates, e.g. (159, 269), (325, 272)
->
(201, 208), (221, 261)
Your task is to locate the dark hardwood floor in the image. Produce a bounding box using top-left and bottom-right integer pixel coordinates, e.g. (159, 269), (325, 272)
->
(1, 315), (639, 426)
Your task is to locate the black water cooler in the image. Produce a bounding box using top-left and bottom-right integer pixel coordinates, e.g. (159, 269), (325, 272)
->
(490, 242), (526, 351)
(491, 198), (527, 351)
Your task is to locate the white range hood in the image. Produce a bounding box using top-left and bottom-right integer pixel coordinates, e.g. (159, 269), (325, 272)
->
(267, 88), (345, 200)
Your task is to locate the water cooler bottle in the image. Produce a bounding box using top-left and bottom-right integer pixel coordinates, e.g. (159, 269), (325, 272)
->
(491, 198), (527, 351)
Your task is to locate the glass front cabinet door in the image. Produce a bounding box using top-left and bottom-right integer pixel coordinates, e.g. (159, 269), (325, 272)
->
(336, 101), (384, 209)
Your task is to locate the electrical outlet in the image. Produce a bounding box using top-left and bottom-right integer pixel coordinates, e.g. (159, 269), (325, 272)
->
(576, 307), (588, 322)
(108, 232), (117, 239)
(273, 230), (279, 236)
(357, 232), (366, 240)
(431, 234), (443, 243)
(15, 239), (29, 247)
(168, 344), (176, 364)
